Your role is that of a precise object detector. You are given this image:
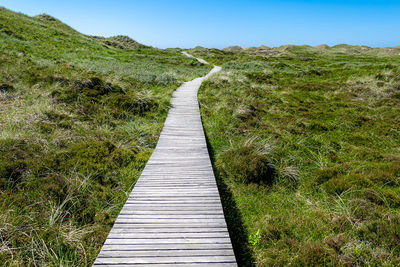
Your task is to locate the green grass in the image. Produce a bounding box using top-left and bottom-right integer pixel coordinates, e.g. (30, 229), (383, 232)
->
(0, 7), (211, 266)
(197, 48), (400, 265)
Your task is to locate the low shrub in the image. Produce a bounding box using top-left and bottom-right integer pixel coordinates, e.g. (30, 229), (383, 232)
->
(60, 140), (136, 185)
(349, 198), (381, 221)
(0, 139), (42, 189)
(261, 216), (295, 243)
(187, 59), (200, 66)
(313, 167), (341, 185)
(356, 214), (400, 251)
(217, 145), (276, 185)
(0, 160), (28, 189)
(133, 150), (152, 169)
(44, 110), (71, 122)
(245, 71), (273, 83)
(107, 93), (157, 117)
(57, 120), (73, 129)
(155, 74), (177, 86)
(52, 77), (158, 118)
(363, 188), (384, 205)
(37, 122), (55, 134)
(323, 177), (351, 195)
(324, 234), (347, 253)
(294, 242), (335, 266)
(382, 187), (400, 208)
(0, 83), (15, 92)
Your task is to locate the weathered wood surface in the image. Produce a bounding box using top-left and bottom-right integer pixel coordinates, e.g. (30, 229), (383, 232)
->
(94, 58), (236, 266)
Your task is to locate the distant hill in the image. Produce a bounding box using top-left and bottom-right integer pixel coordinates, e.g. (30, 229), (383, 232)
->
(0, 7), (148, 55)
(33, 14), (147, 50)
(221, 43), (400, 57)
(34, 13), (78, 33)
(91, 35), (149, 50)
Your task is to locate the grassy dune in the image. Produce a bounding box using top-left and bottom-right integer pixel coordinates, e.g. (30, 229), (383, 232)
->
(0, 7), (211, 265)
(195, 47), (400, 265)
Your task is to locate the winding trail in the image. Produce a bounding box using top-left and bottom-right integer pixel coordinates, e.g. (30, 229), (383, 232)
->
(94, 55), (237, 266)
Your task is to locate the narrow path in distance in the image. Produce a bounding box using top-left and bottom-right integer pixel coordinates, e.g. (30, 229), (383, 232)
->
(94, 55), (237, 266)
(181, 51), (209, 65)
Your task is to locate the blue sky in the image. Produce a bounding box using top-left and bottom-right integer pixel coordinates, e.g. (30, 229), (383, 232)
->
(1, 0), (399, 48)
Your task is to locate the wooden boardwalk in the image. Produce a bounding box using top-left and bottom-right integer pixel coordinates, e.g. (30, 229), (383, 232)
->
(94, 57), (237, 266)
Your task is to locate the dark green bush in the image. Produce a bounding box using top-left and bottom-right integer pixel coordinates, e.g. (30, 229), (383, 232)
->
(261, 215), (295, 243)
(323, 172), (374, 196)
(0, 83), (15, 92)
(382, 187), (400, 208)
(308, 122), (329, 132)
(37, 122), (55, 134)
(323, 177), (351, 195)
(52, 77), (158, 118)
(245, 71), (273, 83)
(60, 140), (136, 184)
(350, 198), (381, 221)
(363, 188), (384, 205)
(295, 242), (335, 266)
(0, 139), (42, 189)
(52, 77), (119, 105)
(107, 93), (157, 117)
(44, 110), (70, 122)
(356, 214), (400, 251)
(188, 59), (201, 66)
(133, 150), (152, 169)
(0, 160), (27, 189)
(217, 145), (276, 185)
(74, 77), (122, 95)
(314, 167), (341, 185)
(32, 174), (67, 200)
(324, 234), (347, 253)
(57, 120), (73, 129)
(292, 81), (339, 92)
(368, 162), (400, 186)
(155, 74), (177, 86)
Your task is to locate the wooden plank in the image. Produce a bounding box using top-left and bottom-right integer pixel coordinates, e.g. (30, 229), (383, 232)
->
(94, 256), (236, 264)
(122, 202), (222, 205)
(113, 219), (227, 225)
(118, 213), (225, 217)
(94, 62), (235, 266)
(108, 228), (229, 233)
(113, 222), (228, 227)
(94, 263), (236, 267)
(107, 232), (230, 238)
(116, 215), (226, 219)
(98, 249), (234, 257)
(104, 238), (231, 245)
(124, 199), (222, 202)
(120, 206), (223, 211)
(121, 203), (222, 207)
(100, 243), (233, 251)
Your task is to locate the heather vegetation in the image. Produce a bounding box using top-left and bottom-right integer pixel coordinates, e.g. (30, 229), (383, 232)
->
(193, 45), (400, 265)
(0, 7), (211, 265)
(2, 4), (400, 266)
